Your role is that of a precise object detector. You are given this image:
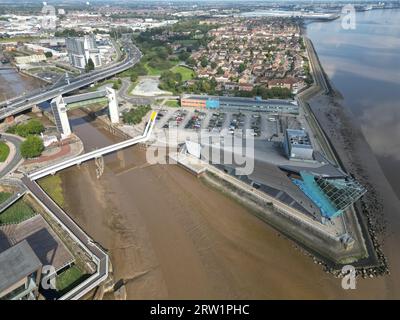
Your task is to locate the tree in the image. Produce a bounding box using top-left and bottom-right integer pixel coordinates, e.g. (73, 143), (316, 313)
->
(20, 136), (44, 159)
(186, 57), (196, 67)
(238, 63), (246, 73)
(178, 51), (190, 62)
(122, 105), (151, 125)
(211, 61), (217, 69)
(85, 58), (95, 72)
(216, 66), (224, 75)
(200, 57), (208, 68)
(44, 51), (53, 58)
(7, 119), (44, 137)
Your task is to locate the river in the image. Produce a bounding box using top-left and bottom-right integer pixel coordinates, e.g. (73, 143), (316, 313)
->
(0, 68), (41, 102)
(307, 8), (400, 199)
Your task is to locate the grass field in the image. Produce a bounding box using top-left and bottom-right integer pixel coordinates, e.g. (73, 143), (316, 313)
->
(171, 65), (196, 81)
(0, 198), (36, 225)
(144, 59), (180, 76)
(0, 192), (11, 204)
(38, 175), (64, 208)
(56, 265), (87, 295)
(0, 142), (10, 162)
(165, 100), (180, 108)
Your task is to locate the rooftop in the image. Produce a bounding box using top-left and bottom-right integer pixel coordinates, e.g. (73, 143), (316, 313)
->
(0, 240), (42, 294)
(182, 94), (298, 107)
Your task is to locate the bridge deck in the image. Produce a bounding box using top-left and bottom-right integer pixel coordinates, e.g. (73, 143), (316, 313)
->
(27, 111), (157, 181)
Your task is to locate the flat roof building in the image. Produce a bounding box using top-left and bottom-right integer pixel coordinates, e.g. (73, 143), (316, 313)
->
(0, 240), (42, 300)
(180, 94), (299, 114)
(284, 129), (314, 161)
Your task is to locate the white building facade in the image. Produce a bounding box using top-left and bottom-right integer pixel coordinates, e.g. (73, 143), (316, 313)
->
(65, 34), (102, 69)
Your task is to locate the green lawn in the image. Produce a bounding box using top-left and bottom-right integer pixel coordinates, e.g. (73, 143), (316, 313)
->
(0, 142), (10, 162)
(38, 175), (64, 208)
(144, 59), (180, 76)
(144, 62), (163, 76)
(56, 265), (88, 295)
(165, 100), (180, 108)
(171, 65), (196, 81)
(0, 199), (36, 225)
(0, 192), (11, 204)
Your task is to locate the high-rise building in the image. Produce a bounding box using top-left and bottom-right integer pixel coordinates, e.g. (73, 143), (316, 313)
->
(65, 34), (102, 69)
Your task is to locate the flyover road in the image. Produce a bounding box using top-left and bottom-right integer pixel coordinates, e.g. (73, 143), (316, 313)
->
(0, 36), (142, 121)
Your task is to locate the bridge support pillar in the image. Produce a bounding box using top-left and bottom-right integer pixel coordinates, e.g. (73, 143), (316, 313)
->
(95, 156), (104, 179)
(51, 95), (71, 140)
(5, 115), (14, 124)
(106, 87), (119, 124)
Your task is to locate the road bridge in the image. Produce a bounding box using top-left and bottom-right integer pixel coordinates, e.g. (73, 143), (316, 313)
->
(0, 36), (141, 121)
(27, 111), (157, 181)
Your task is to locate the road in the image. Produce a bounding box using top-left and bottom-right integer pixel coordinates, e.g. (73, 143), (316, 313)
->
(0, 35), (142, 121)
(0, 134), (23, 178)
(118, 77), (153, 106)
(297, 36), (337, 164)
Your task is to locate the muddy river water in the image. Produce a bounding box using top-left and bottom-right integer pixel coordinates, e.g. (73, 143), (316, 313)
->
(53, 109), (397, 299)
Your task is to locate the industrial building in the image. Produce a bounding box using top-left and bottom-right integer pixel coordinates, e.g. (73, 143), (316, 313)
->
(65, 34), (102, 69)
(283, 128), (314, 161)
(180, 94), (299, 114)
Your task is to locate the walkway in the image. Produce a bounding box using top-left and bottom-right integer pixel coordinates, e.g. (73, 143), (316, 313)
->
(22, 176), (108, 300)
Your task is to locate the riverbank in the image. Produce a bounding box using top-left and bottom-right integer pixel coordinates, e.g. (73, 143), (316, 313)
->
(300, 26), (400, 295)
(0, 68), (42, 102)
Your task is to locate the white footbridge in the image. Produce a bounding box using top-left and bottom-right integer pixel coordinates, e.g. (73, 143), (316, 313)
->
(27, 111), (158, 181)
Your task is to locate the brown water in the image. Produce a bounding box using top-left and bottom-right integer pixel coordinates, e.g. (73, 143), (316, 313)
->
(55, 110), (398, 299)
(0, 68), (41, 101)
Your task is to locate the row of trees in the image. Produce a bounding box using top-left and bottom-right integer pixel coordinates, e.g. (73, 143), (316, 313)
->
(7, 119), (44, 137)
(234, 86), (294, 100)
(54, 28), (85, 38)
